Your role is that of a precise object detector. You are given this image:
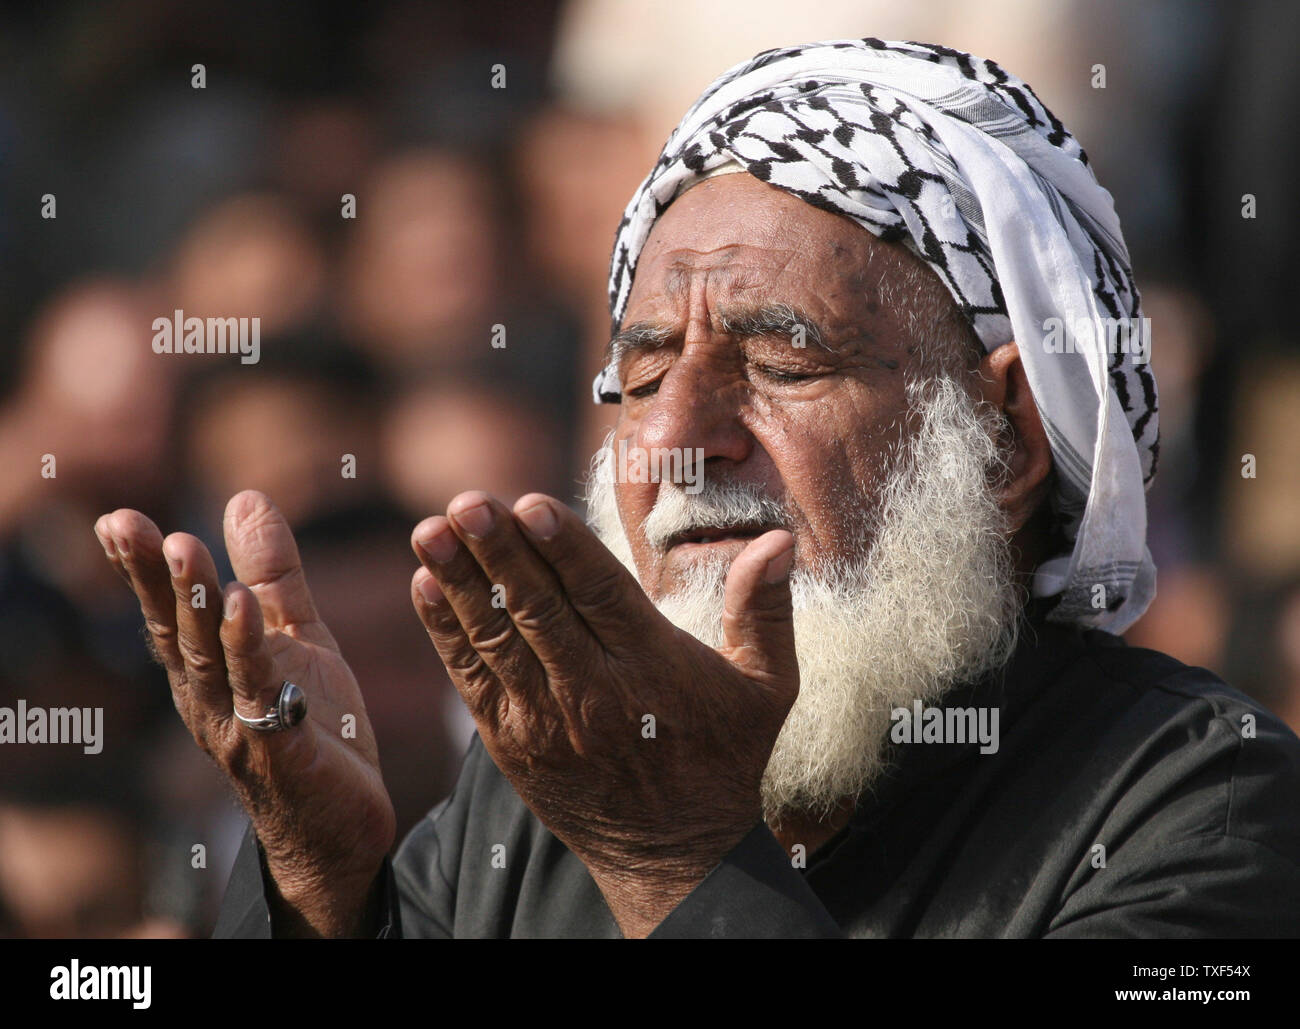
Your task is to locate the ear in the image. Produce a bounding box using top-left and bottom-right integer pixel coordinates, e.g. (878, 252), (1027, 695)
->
(975, 342), (1052, 533)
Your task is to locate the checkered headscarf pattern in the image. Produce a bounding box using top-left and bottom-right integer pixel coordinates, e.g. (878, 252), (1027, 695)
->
(592, 38), (1159, 633)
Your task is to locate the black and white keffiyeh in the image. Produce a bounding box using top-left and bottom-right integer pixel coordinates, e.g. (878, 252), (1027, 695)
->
(591, 37), (1159, 634)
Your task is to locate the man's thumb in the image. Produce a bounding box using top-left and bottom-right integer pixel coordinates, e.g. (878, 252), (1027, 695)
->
(720, 530), (799, 695)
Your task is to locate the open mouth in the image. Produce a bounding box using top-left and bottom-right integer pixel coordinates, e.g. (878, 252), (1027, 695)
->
(666, 525), (775, 549)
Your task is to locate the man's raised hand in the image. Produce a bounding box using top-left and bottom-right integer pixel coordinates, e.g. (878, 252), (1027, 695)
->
(95, 490), (395, 937)
(409, 490), (799, 938)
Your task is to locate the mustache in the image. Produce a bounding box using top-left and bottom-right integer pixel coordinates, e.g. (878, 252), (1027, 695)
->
(642, 478), (789, 550)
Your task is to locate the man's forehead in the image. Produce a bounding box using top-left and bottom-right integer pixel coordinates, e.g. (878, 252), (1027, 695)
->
(632, 244), (814, 310)
(636, 180), (862, 272)
(624, 173), (927, 320)
(616, 247), (908, 356)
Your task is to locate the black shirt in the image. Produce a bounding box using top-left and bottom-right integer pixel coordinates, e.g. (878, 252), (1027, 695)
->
(213, 617), (1300, 938)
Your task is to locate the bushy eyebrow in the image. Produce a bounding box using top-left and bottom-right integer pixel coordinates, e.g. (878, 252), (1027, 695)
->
(606, 302), (832, 368)
(718, 302), (829, 350)
(606, 322), (675, 368)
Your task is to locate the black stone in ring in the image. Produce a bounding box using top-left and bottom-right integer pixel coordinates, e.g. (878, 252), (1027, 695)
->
(234, 681), (308, 732)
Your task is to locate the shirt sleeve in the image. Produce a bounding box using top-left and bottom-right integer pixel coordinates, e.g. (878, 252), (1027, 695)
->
(647, 822), (844, 938)
(211, 737), (489, 939)
(210, 824), (272, 939)
(1042, 667), (1300, 939)
(210, 732), (846, 939)
(1044, 834), (1300, 938)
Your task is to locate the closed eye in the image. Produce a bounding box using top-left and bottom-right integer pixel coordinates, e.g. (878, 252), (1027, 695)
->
(753, 366), (818, 382)
(629, 367), (820, 394)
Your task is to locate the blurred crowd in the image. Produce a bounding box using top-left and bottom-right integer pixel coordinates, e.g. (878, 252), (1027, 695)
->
(0, 0), (1296, 937)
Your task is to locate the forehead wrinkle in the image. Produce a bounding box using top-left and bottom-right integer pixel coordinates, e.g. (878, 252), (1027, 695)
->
(652, 243), (796, 293)
(663, 263), (692, 301)
(620, 237), (891, 367)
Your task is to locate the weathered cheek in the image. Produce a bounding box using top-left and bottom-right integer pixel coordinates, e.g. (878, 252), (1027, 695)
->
(840, 380), (909, 454)
(609, 456), (663, 580)
(619, 493), (654, 541)
(610, 450), (655, 531)
(763, 394), (901, 557)
(738, 403), (844, 549)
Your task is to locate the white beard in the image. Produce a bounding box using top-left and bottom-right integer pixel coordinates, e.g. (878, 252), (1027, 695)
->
(584, 374), (1024, 827)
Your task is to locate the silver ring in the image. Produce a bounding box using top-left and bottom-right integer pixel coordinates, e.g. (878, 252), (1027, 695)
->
(233, 681), (307, 733)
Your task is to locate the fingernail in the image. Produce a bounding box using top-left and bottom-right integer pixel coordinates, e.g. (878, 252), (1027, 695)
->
(453, 501), (493, 539)
(516, 501), (559, 540)
(164, 550), (182, 577)
(223, 592), (238, 620)
(763, 547), (794, 584)
(417, 523), (458, 563)
(417, 574), (444, 605)
(94, 525), (117, 559)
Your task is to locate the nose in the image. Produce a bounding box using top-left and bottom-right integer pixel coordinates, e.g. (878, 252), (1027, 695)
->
(632, 345), (752, 470)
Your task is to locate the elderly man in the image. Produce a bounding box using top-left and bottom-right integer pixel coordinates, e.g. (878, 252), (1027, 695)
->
(98, 39), (1300, 938)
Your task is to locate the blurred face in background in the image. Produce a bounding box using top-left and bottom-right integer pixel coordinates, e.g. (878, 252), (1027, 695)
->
(380, 383), (558, 517)
(186, 374), (376, 528)
(341, 149), (498, 370)
(167, 194), (326, 337)
(19, 280), (177, 500)
(0, 804), (147, 938)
